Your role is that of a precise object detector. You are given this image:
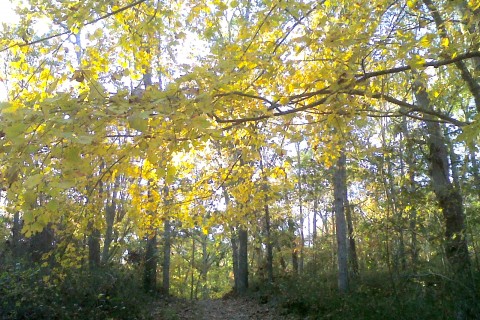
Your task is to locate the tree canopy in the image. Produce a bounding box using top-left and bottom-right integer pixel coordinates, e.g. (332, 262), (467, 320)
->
(0, 0), (479, 318)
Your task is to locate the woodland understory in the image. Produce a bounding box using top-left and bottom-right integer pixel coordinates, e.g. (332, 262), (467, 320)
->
(0, 0), (480, 319)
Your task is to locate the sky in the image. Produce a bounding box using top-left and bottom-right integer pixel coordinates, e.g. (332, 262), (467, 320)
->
(0, 0), (16, 24)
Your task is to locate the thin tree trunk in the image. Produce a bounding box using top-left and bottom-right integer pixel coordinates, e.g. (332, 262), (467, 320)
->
(289, 218), (299, 274)
(190, 236), (195, 300)
(333, 151), (349, 293)
(12, 211), (21, 260)
(345, 195), (359, 276)
(313, 197), (318, 263)
(265, 203), (274, 283)
(144, 231), (157, 293)
(259, 149), (273, 283)
(88, 227), (101, 269)
(237, 228), (249, 294)
(30, 225), (54, 264)
(201, 234), (209, 299)
(231, 228), (240, 291)
(163, 219), (171, 295)
(144, 181), (157, 293)
(296, 143), (305, 273)
(101, 202), (116, 264)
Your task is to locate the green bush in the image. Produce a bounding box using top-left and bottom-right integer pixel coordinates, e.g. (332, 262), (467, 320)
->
(0, 265), (154, 320)
(251, 270), (479, 320)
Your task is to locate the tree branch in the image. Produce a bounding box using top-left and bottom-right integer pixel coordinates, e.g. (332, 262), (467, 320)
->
(1, 0), (147, 53)
(355, 51), (480, 82)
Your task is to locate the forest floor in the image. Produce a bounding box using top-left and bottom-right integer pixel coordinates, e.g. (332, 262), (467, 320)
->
(151, 296), (301, 320)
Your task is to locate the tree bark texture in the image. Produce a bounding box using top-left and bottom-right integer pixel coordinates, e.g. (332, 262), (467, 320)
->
(237, 228), (248, 294)
(88, 227), (101, 269)
(163, 219), (171, 295)
(144, 232), (157, 293)
(333, 151), (349, 293)
(414, 80), (470, 274)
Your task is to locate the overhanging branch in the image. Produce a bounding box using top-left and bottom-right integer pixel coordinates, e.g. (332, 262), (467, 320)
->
(1, 0), (147, 53)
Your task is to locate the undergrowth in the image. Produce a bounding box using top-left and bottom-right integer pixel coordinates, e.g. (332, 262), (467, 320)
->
(250, 270), (480, 320)
(0, 265), (154, 320)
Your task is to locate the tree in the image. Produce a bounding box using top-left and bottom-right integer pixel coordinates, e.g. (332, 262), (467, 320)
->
(1, 1), (480, 317)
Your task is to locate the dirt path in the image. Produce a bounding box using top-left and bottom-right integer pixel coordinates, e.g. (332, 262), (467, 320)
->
(152, 297), (299, 320)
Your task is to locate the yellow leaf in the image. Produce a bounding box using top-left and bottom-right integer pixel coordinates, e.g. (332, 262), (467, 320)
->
(440, 37), (449, 48)
(407, 0), (417, 9)
(418, 35), (430, 48)
(279, 97), (290, 105)
(409, 55), (425, 69)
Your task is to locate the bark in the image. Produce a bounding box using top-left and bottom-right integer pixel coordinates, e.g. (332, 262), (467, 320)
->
(313, 198), (318, 244)
(237, 228), (249, 294)
(296, 143), (305, 273)
(414, 80), (470, 274)
(469, 147), (480, 189)
(12, 211), (21, 260)
(275, 244), (287, 271)
(345, 195), (359, 276)
(225, 187), (240, 291)
(29, 226), (54, 264)
(101, 201), (116, 264)
(144, 231), (157, 293)
(201, 234), (209, 299)
(333, 151), (349, 293)
(259, 150), (273, 283)
(231, 228), (240, 290)
(163, 219), (171, 295)
(102, 175), (121, 264)
(143, 181), (157, 293)
(288, 218), (299, 274)
(414, 83), (477, 320)
(88, 227), (101, 269)
(190, 237), (195, 300)
(264, 203), (274, 283)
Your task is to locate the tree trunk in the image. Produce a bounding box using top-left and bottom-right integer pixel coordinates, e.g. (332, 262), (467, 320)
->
(414, 80), (470, 274)
(231, 228), (240, 291)
(237, 228), (248, 294)
(101, 201), (116, 264)
(29, 226), (54, 264)
(313, 197), (318, 245)
(144, 231), (157, 293)
(259, 150), (274, 283)
(333, 151), (349, 293)
(201, 234), (209, 299)
(288, 218), (299, 274)
(12, 211), (22, 260)
(345, 195), (359, 276)
(265, 203), (274, 284)
(296, 143), (305, 273)
(190, 236), (195, 300)
(88, 227), (101, 269)
(163, 219), (171, 295)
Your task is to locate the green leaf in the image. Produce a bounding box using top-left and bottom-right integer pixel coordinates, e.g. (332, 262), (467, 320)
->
(192, 115), (211, 129)
(64, 146), (81, 163)
(4, 122), (27, 141)
(25, 173), (43, 189)
(408, 54), (425, 69)
(128, 114), (149, 132)
(77, 135), (94, 144)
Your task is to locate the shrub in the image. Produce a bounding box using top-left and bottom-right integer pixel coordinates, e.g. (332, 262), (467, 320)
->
(0, 265), (154, 320)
